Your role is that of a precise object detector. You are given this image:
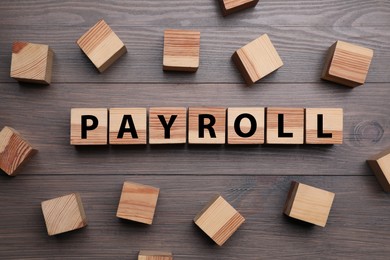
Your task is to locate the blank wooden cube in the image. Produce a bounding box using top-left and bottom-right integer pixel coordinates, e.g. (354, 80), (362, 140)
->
(194, 195), (245, 246)
(227, 107), (264, 144)
(163, 29), (200, 72)
(149, 107), (187, 144)
(266, 108), (304, 144)
(117, 181), (160, 225)
(0, 126), (37, 176)
(188, 108), (226, 144)
(70, 108), (108, 145)
(10, 42), (54, 84)
(232, 34), (283, 85)
(109, 108), (147, 145)
(367, 148), (390, 192)
(41, 193), (88, 236)
(305, 108), (343, 144)
(77, 19), (127, 73)
(321, 41), (373, 87)
(283, 181), (335, 227)
(138, 251), (173, 260)
(219, 0), (259, 16)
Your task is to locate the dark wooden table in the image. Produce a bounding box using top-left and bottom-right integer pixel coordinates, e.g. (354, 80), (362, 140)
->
(1, 1), (389, 259)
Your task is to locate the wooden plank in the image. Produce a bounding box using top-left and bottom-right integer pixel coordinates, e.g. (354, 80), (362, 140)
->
(0, 0), (389, 27)
(0, 175), (389, 258)
(0, 83), (388, 176)
(0, 26), (389, 83)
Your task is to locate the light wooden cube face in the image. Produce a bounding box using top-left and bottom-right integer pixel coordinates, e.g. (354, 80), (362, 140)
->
(0, 126), (36, 176)
(284, 182), (335, 227)
(109, 108), (147, 145)
(77, 19), (127, 73)
(220, 0), (259, 16)
(70, 108), (108, 145)
(41, 193), (88, 236)
(266, 108), (304, 144)
(227, 107), (265, 144)
(163, 29), (200, 72)
(149, 107), (187, 144)
(322, 41), (373, 87)
(194, 195), (245, 246)
(116, 181), (160, 225)
(367, 148), (390, 192)
(10, 42), (54, 84)
(233, 34), (283, 85)
(305, 108), (343, 144)
(188, 108), (226, 144)
(138, 251), (173, 260)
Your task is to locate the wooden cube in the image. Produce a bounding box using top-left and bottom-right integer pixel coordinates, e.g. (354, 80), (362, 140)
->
(283, 181), (335, 227)
(77, 19), (127, 73)
(70, 108), (108, 145)
(232, 34), (283, 85)
(188, 108), (226, 144)
(109, 108), (147, 145)
(219, 0), (259, 16)
(367, 148), (390, 192)
(227, 107), (264, 144)
(41, 193), (88, 236)
(321, 41), (373, 87)
(305, 108), (343, 144)
(266, 108), (304, 144)
(117, 181), (160, 225)
(10, 42), (54, 84)
(0, 126), (37, 176)
(194, 195), (245, 246)
(163, 29), (200, 72)
(138, 251), (173, 260)
(149, 107), (187, 144)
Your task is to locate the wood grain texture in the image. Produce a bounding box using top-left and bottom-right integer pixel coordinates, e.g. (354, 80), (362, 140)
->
(163, 29), (200, 72)
(219, 0), (259, 16)
(227, 107), (264, 144)
(305, 108), (343, 145)
(0, 26), (389, 84)
(116, 181), (160, 225)
(194, 195), (245, 246)
(109, 108), (147, 145)
(0, 83), (388, 176)
(232, 34), (283, 85)
(10, 42), (54, 84)
(41, 193), (88, 236)
(188, 107), (226, 144)
(283, 181), (335, 227)
(77, 19), (127, 73)
(321, 41), (374, 87)
(70, 108), (108, 145)
(266, 108), (305, 144)
(0, 175), (390, 259)
(149, 107), (187, 144)
(0, 0), (389, 258)
(367, 147), (390, 192)
(138, 251), (173, 260)
(0, 126), (36, 176)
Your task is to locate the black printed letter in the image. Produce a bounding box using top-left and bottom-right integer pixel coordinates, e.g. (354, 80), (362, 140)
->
(199, 114), (216, 138)
(81, 115), (98, 139)
(317, 114), (332, 138)
(278, 114), (293, 138)
(117, 115), (138, 139)
(158, 115), (177, 139)
(234, 113), (257, 138)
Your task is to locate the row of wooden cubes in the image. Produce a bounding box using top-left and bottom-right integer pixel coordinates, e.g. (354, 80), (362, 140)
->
(70, 107), (343, 145)
(10, 20), (373, 87)
(40, 180), (334, 246)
